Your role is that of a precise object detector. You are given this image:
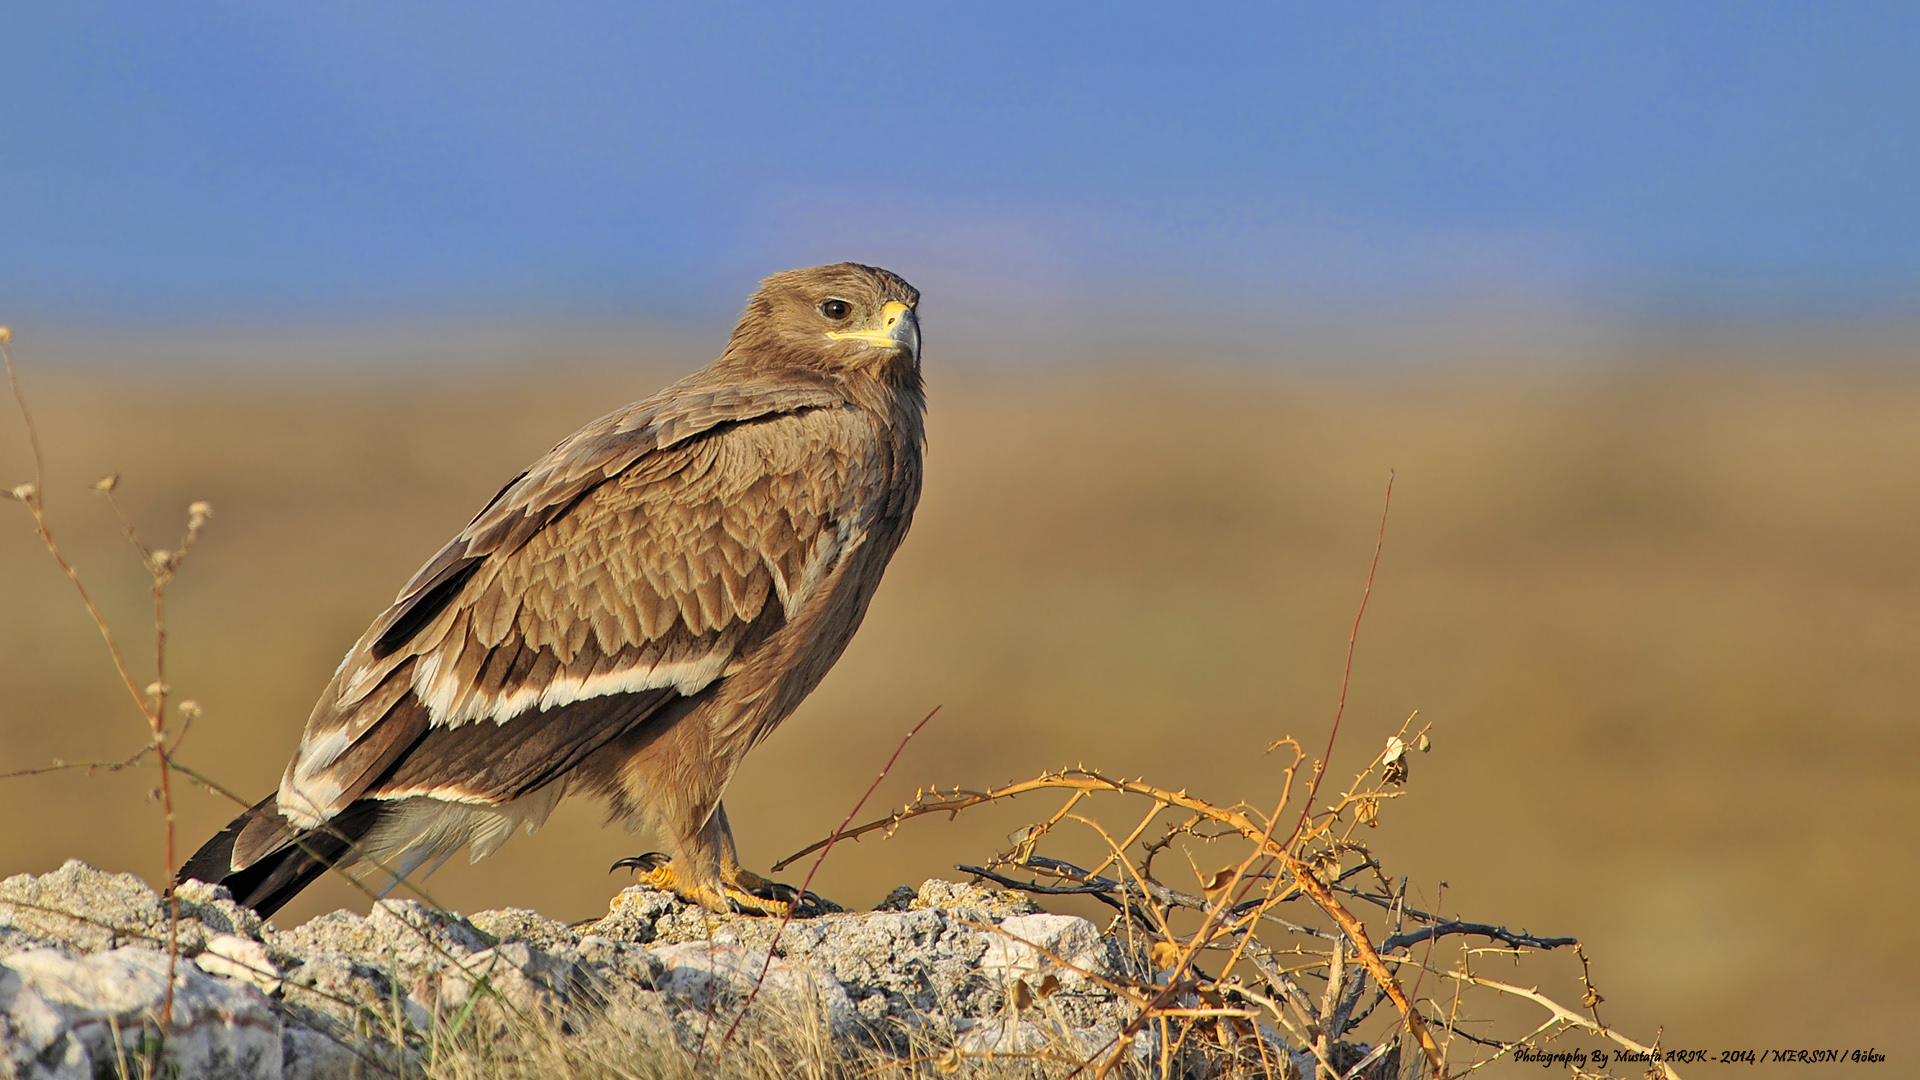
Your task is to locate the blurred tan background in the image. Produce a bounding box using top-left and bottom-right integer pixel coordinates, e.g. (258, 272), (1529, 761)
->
(2, 328), (1916, 1069)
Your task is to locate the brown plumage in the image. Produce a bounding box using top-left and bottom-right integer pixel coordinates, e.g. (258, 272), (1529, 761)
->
(180, 263), (923, 916)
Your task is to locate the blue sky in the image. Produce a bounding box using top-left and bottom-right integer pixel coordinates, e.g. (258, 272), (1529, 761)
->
(4, 3), (1917, 326)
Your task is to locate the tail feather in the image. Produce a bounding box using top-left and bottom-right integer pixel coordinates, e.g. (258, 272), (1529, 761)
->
(176, 794), (386, 917)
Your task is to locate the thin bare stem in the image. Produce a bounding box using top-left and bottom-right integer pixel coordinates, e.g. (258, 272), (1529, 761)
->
(3, 340), (152, 725)
(715, 705), (942, 1053)
(2, 337), (182, 1049)
(0, 747), (153, 781)
(1288, 468), (1394, 845)
(1382, 956), (1683, 1080)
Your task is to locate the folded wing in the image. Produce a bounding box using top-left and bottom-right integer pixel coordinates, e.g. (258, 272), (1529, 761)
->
(233, 372), (873, 867)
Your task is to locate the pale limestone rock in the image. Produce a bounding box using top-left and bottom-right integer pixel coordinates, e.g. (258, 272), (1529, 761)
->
(650, 941), (856, 1034)
(1, 946), (280, 1080)
(194, 934), (281, 996)
(980, 913), (1111, 989)
(0, 863), (1181, 1078)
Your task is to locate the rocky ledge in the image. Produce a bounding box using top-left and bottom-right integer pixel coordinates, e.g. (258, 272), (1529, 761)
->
(2, 860), (1274, 1079)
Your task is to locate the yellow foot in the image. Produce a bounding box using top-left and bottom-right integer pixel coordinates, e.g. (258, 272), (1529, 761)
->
(609, 853), (840, 917)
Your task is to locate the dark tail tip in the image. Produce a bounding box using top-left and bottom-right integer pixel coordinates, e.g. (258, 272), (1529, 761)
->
(175, 794), (263, 893)
(177, 794), (382, 918)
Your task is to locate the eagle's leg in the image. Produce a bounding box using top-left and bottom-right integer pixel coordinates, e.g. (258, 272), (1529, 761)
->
(612, 802), (838, 916)
(712, 803), (841, 915)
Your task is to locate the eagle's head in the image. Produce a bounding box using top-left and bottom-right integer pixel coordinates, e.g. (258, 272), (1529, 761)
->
(724, 262), (921, 378)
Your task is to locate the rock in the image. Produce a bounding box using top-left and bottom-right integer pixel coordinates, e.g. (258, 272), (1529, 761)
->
(979, 913), (1111, 988)
(906, 878), (1042, 919)
(193, 934), (281, 995)
(0, 861), (263, 961)
(579, 883), (1099, 1028)
(954, 1016), (1146, 1061)
(173, 880), (266, 942)
(1, 946), (280, 1080)
(589, 886), (679, 944)
(0, 864), (1301, 1078)
(650, 942), (857, 1034)
(436, 940), (587, 1013)
(0, 861), (178, 954)
(466, 907), (578, 953)
(277, 898), (493, 967)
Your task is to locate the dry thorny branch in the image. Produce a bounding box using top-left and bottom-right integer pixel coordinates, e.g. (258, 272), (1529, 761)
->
(776, 737), (1679, 1078)
(764, 476), (1683, 1079)
(2, 330), (1683, 1078)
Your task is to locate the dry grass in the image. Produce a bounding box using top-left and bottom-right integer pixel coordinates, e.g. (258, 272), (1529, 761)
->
(2, 326), (1917, 1074)
(405, 997), (1125, 1080)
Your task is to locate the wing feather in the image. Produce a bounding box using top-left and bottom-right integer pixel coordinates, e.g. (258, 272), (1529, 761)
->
(278, 371), (877, 828)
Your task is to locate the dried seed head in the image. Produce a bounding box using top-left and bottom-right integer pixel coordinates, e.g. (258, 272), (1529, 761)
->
(144, 681), (169, 700)
(187, 500), (213, 531)
(10, 483), (36, 502)
(91, 474), (120, 494)
(0, 326), (11, 343)
(148, 549), (175, 572)
(1149, 941), (1183, 971)
(178, 700), (202, 719)
(1382, 736), (1410, 786)
(1417, 732), (1432, 753)
(1005, 823), (1041, 863)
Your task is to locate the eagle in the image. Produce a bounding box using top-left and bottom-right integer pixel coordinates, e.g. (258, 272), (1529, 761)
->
(179, 263), (924, 917)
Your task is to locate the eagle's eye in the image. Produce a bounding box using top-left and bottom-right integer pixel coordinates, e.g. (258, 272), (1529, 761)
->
(820, 299), (852, 321)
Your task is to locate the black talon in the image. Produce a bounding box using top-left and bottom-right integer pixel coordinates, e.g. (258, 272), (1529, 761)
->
(610, 852), (671, 874)
(748, 881), (799, 903)
(725, 880), (794, 917)
(722, 879), (843, 918)
(762, 883), (842, 917)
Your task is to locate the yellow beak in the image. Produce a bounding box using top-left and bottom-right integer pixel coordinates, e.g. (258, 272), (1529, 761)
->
(826, 300), (919, 356)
